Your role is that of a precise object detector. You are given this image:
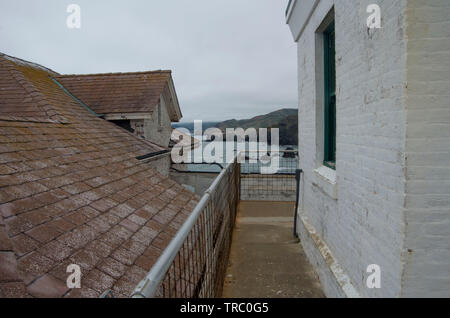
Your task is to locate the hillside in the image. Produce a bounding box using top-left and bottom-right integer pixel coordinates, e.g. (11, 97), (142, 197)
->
(267, 113), (298, 145)
(172, 109), (298, 146)
(216, 109), (297, 131)
(217, 109), (298, 146)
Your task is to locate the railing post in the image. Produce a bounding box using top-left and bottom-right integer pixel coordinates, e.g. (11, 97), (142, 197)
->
(237, 160), (241, 205)
(293, 169), (303, 238)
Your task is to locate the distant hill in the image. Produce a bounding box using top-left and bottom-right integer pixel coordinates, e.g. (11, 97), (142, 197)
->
(216, 109), (297, 132)
(268, 113), (298, 145)
(216, 109), (298, 146)
(172, 109), (298, 146)
(172, 122), (219, 133)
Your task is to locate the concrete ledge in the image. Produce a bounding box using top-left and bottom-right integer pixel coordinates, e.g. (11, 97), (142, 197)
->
(297, 213), (360, 298)
(312, 166), (338, 200)
(238, 217), (293, 224)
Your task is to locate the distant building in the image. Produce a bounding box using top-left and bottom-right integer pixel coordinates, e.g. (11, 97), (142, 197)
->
(56, 70), (182, 148)
(287, 0), (450, 297)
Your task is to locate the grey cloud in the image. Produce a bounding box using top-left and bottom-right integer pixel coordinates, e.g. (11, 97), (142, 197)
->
(0, 0), (297, 122)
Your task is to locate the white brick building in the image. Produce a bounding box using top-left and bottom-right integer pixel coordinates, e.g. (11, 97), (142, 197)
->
(287, 0), (450, 297)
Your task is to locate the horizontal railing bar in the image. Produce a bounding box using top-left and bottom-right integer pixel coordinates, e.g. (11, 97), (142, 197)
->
(245, 150), (298, 154)
(244, 150), (298, 153)
(131, 155), (238, 298)
(241, 173), (296, 176)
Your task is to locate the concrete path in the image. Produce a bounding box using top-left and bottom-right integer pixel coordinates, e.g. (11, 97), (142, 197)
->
(222, 201), (325, 298)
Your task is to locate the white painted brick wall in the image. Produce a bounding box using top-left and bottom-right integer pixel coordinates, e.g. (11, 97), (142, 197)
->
(296, 0), (408, 297)
(295, 0), (450, 297)
(402, 0), (450, 297)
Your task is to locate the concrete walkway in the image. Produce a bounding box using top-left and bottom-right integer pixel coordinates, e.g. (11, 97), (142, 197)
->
(222, 201), (324, 298)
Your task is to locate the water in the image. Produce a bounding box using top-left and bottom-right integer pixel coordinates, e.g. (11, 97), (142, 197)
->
(180, 141), (298, 173)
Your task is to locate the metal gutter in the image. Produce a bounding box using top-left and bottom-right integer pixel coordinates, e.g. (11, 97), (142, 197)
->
(136, 150), (170, 161)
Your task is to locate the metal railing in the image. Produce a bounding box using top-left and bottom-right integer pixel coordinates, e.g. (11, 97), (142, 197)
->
(131, 150), (298, 298)
(132, 156), (240, 298)
(240, 150), (298, 201)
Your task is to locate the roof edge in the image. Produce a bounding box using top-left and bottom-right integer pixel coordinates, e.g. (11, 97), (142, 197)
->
(57, 70), (172, 78)
(0, 52), (59, 75)
(0, 55), (69, 124)
(166, 76), (182, 122)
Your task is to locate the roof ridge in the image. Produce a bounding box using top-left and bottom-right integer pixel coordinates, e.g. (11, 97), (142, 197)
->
(0, 52), (59, 75)
(57, 70), (172, 78)
(0, 57), (68, 124)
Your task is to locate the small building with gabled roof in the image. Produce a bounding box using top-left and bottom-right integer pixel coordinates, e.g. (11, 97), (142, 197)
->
(55, 70), (182, 148)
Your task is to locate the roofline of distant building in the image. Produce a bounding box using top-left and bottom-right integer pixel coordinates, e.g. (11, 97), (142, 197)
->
(0, 52), (59, 75)
(57, 70), (172, 78)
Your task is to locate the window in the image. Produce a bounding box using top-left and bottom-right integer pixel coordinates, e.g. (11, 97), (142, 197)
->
(323, 21), (336, 169)
(111, 120), (133, 133)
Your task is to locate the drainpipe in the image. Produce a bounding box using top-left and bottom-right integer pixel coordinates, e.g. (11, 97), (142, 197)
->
(293, 169), (303, 239)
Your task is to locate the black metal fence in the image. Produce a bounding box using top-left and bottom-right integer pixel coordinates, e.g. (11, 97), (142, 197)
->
(240, 150), (298, 201)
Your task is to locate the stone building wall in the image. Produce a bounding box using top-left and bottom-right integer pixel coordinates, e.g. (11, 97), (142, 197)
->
(144, 94), (173, 148)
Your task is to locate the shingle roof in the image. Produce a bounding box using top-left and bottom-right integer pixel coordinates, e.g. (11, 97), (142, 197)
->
(0, 55), (67, 124)
(0, 55), (199, 298)
(54, 71), (172, 116)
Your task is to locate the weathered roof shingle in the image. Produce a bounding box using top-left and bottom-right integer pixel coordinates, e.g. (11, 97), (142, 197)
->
(0, 54), (199, 298)
(55, 71), (172, 116)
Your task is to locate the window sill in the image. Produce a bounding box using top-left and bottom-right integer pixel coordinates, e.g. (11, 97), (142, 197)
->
(312, 166), (338, 200)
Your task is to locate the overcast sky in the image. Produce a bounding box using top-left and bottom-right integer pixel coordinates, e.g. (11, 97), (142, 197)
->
(0, 0), (297, 122)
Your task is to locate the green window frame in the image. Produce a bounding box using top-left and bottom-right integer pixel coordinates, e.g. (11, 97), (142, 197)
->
(323, 21), (336, 170)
